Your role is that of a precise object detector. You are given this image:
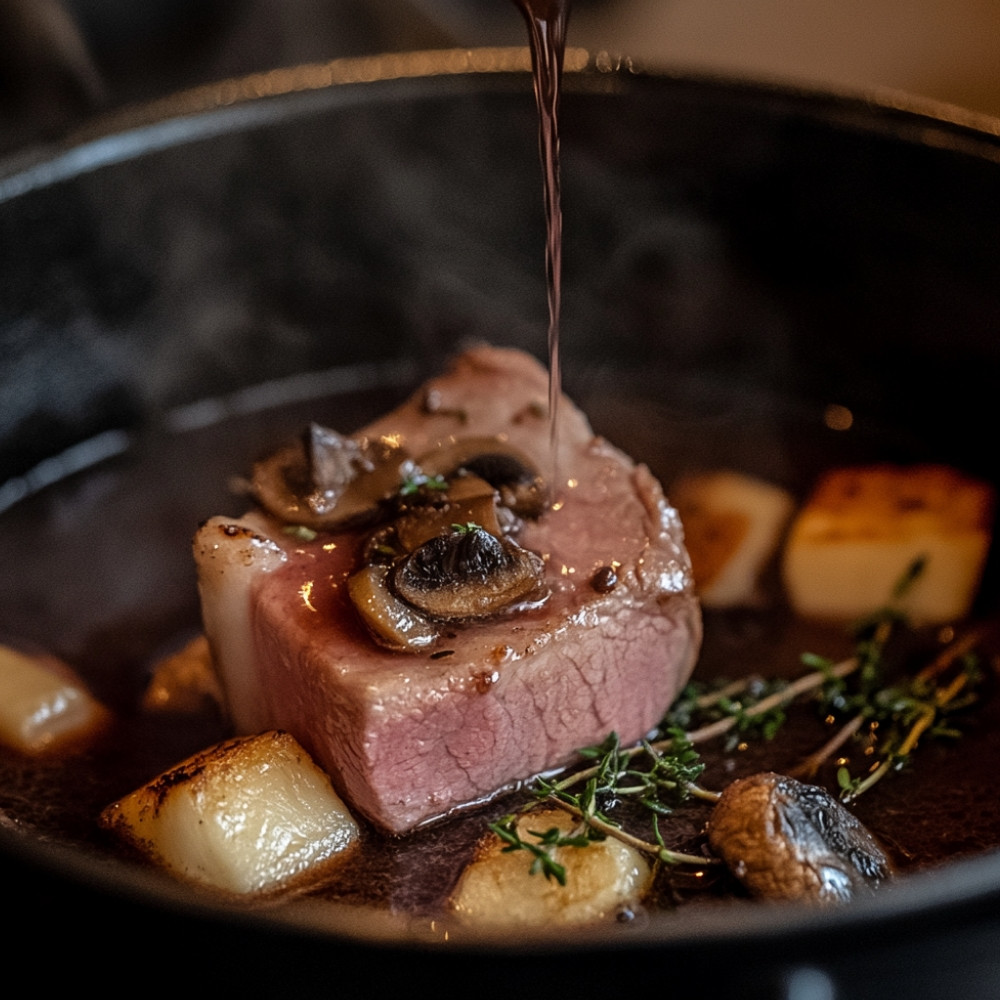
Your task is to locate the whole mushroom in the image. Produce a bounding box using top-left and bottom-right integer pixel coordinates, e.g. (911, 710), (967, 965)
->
(707, 772), (893, 904)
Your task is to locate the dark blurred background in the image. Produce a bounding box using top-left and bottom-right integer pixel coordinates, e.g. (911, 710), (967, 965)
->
(3, 0), (1000, 159)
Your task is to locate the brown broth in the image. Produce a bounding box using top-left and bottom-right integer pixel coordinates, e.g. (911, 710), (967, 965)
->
(1, 377), (999, 923)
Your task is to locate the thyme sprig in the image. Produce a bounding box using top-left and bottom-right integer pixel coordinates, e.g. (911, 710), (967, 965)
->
(658, 657), (861, 754)
(540, 729), (713, 816)
(490, 658), (863, 872)
(488, 815), (593, 885)
(831, 624), (987, 802)
(790, 559), (989, 802)
(491, 729), (722, 872)
(491, 561), (991, 880)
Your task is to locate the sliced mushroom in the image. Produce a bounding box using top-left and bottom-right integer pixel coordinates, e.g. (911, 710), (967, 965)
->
(347, 565), (440, 651)
(251, 424), (412, 530)
(415, 437), (549, 519)
(392, 524), (546, 621)
(706, 771), (892, 904)
(394, 474), (505, 553)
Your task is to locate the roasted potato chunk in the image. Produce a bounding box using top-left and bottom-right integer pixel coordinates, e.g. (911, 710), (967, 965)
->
(671, 470), (794, 608)
(101, 730), (358, 895)
(0, 644), (109, 755)
(449, 808), (652, 927)
(782, 464), (994, 624)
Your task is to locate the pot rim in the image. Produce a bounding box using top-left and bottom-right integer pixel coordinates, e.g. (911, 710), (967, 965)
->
(4, 44), (1000, 201)
(3, 808), (1000, 953)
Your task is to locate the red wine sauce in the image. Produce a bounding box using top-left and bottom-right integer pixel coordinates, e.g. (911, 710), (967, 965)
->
(514, 0), (571, 457)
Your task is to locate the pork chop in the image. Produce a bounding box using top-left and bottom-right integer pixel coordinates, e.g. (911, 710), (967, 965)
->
(194, 345), (701, 833)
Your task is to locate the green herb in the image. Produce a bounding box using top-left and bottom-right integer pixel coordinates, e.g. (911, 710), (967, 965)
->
(496, 729), (719, 873)
(828, 627), (986, 802)
(488, 815), (595, 885)
(489, 558), (991, 881)
(399, 472), (448, 496)
(793, 557), (986, 801)
(539, 729), (707, 820)
(451, 521), (482, 535)
(664, 676), (792, 751)
(282, 524), (318, 542)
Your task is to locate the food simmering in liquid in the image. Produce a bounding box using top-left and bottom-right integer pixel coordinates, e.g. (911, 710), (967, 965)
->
(3, 0), (999, 929)
(449, 806), (654, 927)
(49, 344), (980, 921)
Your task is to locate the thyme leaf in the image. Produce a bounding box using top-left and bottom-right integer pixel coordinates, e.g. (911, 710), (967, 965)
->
(282, 524), (318, 542)
(399, 472), (448, 496)
(487, 815), (594, 885)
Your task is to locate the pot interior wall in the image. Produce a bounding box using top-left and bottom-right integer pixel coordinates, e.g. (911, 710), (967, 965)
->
(3, 71), (1000, 484)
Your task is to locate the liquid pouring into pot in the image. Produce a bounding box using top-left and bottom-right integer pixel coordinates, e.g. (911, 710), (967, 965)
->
(514, 0), (571, 453)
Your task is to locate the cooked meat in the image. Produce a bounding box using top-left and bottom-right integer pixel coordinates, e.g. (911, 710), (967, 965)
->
(194, 345), (701, 833)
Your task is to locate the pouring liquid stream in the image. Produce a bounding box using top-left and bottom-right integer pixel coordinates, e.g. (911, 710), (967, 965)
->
(514, 0), (570, 485)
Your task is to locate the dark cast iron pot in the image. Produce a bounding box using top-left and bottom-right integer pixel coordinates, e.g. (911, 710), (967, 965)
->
(3, 48), (1000, 999)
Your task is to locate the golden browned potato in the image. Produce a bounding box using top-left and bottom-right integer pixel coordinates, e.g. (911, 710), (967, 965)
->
(101, 730), (359, 896)
(141, 634), (224, 714)
(0, 644), (109, 755)
(782, 464), (994, 624)
(671, 470), (794, 608)
(449, 808), (652, 928)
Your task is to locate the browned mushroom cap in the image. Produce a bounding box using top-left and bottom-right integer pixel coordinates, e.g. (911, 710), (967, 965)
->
(392, 523), (546, 621)
(707, 772), (892, 904)
(415, 437), (549, 519)
(251, 424), (412, 530)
